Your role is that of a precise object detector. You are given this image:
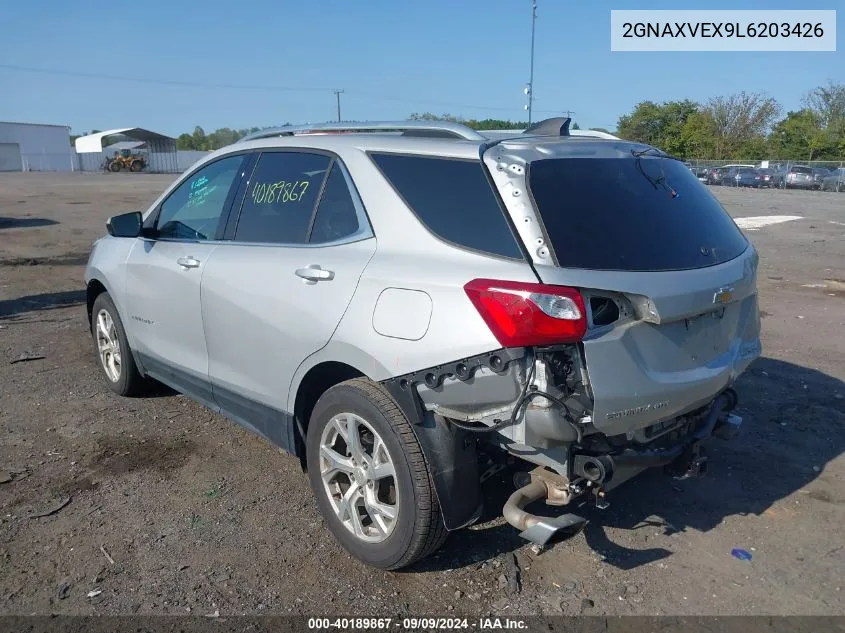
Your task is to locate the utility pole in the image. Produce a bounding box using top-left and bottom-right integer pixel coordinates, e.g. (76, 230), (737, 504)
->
(525, 0), (537, 125)
(333, 89), (344, 122)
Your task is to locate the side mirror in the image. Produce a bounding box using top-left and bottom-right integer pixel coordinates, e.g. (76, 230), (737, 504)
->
(106, 211), (142, 238)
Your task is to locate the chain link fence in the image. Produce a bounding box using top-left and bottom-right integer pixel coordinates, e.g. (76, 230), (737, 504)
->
(684, 158), (845, 192)
(686, 158), (845, 170)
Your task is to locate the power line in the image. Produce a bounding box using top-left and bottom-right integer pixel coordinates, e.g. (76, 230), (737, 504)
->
(345, 92), (561, 115)
(0, 63), (331, 93)
(0, 63), (564, 117)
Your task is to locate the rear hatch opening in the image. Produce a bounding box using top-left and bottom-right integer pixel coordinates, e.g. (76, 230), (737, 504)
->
(482, 142), (763, 436)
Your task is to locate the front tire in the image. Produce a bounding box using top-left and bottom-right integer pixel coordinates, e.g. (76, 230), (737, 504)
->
(91, 293), (147, 396)
(306, 379), (447, 570)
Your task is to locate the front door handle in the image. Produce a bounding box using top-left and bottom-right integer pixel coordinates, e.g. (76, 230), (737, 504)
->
(177, 256), (201, 269)
(295, 265), (335, 283)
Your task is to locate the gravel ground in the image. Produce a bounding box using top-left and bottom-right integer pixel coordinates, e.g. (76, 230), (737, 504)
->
(1, 172), (843, 616)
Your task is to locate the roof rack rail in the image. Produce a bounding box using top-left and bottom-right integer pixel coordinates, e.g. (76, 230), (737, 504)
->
(239, 121), (486, 143)
(522, 117), (572, 137)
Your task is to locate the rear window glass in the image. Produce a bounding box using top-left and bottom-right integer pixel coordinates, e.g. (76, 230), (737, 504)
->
(792, 166), (812, 174)
(370, 153), (522, 259)
(527, 157), (748, 271)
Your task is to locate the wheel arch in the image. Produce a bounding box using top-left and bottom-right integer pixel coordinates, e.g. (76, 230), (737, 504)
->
(86, 278), (108, 332)
(291, 358), (375, 466)
(290, 348), (482, 531)
(85, 272), (136, 350)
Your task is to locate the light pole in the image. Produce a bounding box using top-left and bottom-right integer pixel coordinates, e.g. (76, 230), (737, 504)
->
(333, 89), (344, 122)
(525, 0), (537, 125)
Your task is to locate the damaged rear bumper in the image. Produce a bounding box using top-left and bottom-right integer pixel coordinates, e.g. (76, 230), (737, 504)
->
(502, 389), (742, 546)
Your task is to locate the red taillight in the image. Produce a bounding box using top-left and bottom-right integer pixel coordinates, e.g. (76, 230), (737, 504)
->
(464, 278), (587, 347)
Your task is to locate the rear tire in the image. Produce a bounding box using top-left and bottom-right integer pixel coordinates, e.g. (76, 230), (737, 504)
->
(306, 378), (447, 569)
(91, 293), (147, 396)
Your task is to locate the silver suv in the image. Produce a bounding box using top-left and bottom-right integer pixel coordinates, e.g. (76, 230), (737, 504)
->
(85, 118), (761, 569)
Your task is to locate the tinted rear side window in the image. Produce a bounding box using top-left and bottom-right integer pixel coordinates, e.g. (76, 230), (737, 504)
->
(371, 153), (522, 259)
(309, 163), (360, 244)
(528, 157), (748, 271)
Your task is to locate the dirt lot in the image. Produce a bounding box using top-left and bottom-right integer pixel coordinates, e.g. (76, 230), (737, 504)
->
(1, 172), (843, 617)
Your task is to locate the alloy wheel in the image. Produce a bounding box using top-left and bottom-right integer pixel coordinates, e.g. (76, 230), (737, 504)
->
(95, 308), (122, 382)
(319, 412), (398, 543)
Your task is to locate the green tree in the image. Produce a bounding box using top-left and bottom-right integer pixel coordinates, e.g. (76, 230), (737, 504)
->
(802, 81), (845, 158)
(191, 126), (208, 151)
(407, 113), (532, 131)
(176, 133), (196, 150)
(679, 111), (717, 158)
(769, 110), (829, 160)
(703, 92), (781, 159)
(616, 100), (699, 156)
(803, 81), (845, 128)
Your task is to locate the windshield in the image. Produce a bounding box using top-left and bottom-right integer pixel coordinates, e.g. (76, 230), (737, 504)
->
(527, 157), (748, 271)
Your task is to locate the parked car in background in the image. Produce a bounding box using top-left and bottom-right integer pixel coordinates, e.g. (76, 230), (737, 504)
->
(707, 167), (728, 185)
(729, 168), (761, 187)
(781, 165), (816, 189)
(812, 167), (832, 189)
(708, 164), (754, 186)
(694, 166), (710, 183)
(755, 168), (776, 188)
(821, 167), (845, 192)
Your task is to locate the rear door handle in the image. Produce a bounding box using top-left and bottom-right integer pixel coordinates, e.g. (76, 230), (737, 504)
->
(177, 256), (201, 269)
(295, 265), (334, 283)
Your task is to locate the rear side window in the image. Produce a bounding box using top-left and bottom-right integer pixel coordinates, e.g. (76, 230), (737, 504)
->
(309, 163), (361, 244)
(528, 157), (748, 271)
(370, 153), (522, 259)
(234, 152), (330, 244)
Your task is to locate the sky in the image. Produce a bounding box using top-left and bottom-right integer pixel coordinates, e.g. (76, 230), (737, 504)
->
(0, 0), (842, 137)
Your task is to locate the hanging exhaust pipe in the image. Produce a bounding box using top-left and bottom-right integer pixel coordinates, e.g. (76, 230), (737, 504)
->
(502, 475), (587, 547)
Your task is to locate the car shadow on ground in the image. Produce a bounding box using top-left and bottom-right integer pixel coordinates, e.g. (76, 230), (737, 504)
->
(409, 356), (844, 573)
(0, 216), (59, 229)
(0, 289), (86, 319)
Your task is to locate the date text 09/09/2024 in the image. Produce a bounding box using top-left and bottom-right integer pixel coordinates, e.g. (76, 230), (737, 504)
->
(307, 617), (528, 630)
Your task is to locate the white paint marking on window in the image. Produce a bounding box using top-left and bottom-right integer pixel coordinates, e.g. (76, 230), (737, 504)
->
(734, 215), (803, 230)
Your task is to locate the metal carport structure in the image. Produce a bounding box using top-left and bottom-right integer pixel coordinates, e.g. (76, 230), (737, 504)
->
(74, 127), (178, 173)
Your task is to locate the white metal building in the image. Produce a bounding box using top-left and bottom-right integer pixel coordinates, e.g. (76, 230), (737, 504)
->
(75, 128), (178, 172)
(0, 121), (73, 171)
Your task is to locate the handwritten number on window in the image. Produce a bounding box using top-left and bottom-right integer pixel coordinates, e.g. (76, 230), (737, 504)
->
(251, 180), (310, 205)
